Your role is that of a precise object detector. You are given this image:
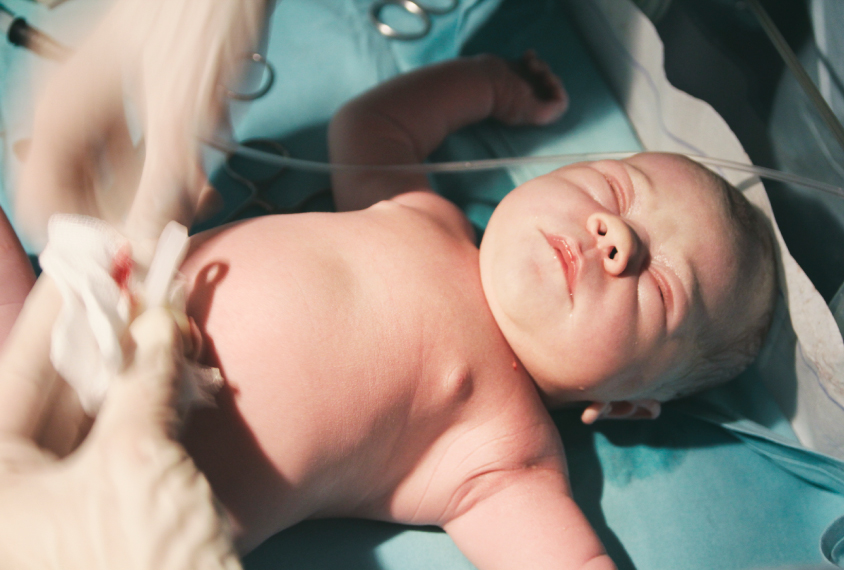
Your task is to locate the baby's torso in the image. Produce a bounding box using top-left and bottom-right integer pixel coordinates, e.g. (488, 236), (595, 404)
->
(179, 201), (565, 551)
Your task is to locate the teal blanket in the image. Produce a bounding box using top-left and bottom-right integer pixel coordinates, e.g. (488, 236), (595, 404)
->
(2, 0), (843, 567)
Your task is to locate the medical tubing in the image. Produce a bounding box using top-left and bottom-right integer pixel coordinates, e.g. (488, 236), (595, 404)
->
(206, 137), (844, 200)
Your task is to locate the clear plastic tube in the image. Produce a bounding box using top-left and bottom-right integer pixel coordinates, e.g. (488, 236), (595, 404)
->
(206, 138), (844, 200)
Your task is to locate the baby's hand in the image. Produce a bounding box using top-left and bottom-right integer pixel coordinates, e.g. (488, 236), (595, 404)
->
(489, 50), (568, 126)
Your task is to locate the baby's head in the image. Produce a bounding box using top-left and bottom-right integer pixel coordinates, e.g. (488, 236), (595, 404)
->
(479, 152), (776, 421)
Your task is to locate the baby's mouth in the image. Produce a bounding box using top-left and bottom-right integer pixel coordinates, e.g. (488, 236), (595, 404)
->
(545, 234), (579, 296)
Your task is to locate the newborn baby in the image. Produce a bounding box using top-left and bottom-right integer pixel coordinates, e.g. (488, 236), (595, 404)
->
(179, 53), (776, 569)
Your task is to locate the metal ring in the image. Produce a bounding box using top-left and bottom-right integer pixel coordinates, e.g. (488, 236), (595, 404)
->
(369, 0), (431, 41)
(415, 0), (458, 16)
(226, 53), (275, 102)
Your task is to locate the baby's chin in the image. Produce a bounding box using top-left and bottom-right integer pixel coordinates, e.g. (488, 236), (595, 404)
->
(505, 353), (588, 407)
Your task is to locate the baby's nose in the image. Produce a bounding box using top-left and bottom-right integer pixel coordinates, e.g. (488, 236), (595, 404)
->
(587, 212), (645, 276)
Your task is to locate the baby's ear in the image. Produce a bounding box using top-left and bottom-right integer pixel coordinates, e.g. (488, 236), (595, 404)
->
(580, 399), (661, 424)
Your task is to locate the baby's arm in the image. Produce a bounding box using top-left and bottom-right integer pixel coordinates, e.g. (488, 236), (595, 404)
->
(444, 468), (615, 570)
(328, 52), (567, 212)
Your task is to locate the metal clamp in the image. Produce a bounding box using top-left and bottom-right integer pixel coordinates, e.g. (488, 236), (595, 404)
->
(226, 53), (275, 101)
(370, 0), (459, 40)
(370, 0), (430, 41)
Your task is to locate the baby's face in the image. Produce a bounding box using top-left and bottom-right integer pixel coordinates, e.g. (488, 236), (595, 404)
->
(479, 153), (743, 405)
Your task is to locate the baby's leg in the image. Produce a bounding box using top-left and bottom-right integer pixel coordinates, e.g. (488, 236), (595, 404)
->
(0, 206), (36, 348)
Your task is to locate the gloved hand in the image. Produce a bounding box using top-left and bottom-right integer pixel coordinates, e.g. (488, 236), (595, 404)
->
(0, 285), (241, 570)
(15, 0), (270, 257)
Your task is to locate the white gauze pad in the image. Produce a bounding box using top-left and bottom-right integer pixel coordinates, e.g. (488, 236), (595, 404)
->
(39, 215), (221, 415)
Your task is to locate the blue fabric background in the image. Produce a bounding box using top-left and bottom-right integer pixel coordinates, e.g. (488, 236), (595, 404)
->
(1, 0), (843, 567)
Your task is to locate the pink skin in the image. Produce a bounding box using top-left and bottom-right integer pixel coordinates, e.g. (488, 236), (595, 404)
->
(0, 206), (36, 349)
(479, 153), (742, 406)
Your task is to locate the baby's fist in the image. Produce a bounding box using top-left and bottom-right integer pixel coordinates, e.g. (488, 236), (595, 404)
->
(490, 50), (568, 126)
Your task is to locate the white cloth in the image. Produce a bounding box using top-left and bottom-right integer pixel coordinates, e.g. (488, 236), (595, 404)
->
(39, 214), (220, 415)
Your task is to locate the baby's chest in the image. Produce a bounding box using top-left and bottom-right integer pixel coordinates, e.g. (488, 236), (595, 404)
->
(184, 214), (536, 512)
(194, 216), (490, 411)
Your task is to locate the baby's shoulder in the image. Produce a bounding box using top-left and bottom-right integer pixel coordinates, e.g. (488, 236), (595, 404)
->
(379, 191), (476, 243)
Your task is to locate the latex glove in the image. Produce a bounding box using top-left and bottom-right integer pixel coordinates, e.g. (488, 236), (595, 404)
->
(0, 293), (241, 569)
(15, 0), (269, 257)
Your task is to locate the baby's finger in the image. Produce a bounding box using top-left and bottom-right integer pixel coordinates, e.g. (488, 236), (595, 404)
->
(510, 50), (565, 103)
(495, 51), (568, 126)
